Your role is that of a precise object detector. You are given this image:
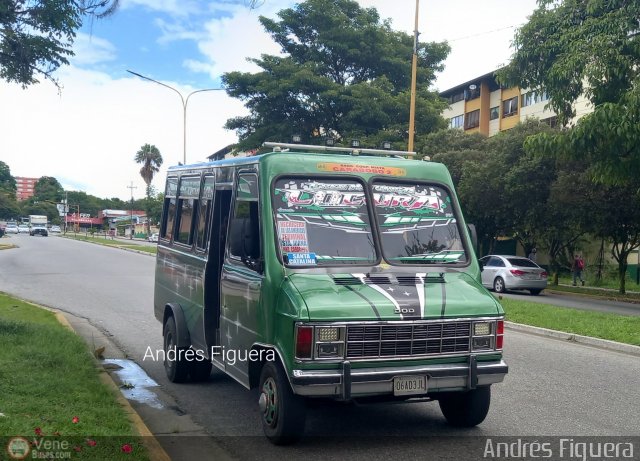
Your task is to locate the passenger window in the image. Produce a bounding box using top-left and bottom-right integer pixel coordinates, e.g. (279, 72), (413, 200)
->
(175, 176), (201, 246)
(160, 177), (178, 240)
(227, 173), (261, 271)
(196, 176), (215, 250)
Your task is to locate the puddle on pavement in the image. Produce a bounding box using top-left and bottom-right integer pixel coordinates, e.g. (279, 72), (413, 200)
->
(103, 359), (164, 409)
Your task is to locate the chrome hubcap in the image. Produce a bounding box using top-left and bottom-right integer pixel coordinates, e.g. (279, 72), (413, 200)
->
(261, 377), (277, 426)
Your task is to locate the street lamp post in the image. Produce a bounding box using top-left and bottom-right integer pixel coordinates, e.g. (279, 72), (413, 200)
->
(127, 70), (225, 165)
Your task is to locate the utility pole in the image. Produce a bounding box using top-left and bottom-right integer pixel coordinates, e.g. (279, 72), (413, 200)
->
(408, 0), (420, 152)
(127, 182), (137, 240)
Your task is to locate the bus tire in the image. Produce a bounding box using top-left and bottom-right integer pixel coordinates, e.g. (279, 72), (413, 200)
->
(163, 316), (190, 383)
(438, 386), (491, 427)
(258, 361), (306, 445)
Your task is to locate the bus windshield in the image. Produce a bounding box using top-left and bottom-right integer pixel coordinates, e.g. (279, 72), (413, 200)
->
(372, 181), (466, 264)
(273, 177), (377, 266)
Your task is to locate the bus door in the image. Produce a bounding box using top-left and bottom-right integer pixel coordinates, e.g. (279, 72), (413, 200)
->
(204, 183), (232, 362)
(220, 172), (262, 384)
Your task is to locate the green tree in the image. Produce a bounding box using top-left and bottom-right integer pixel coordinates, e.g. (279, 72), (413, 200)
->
(427, 129), (487, 187)
(537, 164), (591, 284)
(134, 144), (163, 235)
(498, 0), (640, 185)
(0, 161), (17, 197)
(583, 182), (640, 294)
(34, 176), (63, 202)
(222, 0), (449, 151)
(0, 193), (20, 220)
(1, 0), (119, 88)
(456, 121), (557, 255)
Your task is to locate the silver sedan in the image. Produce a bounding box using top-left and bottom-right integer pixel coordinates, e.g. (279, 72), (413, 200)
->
(479, 255), (548, 295)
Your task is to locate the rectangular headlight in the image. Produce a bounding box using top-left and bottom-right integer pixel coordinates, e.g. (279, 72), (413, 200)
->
(316, 343), (344, 358)
(473, 322), (492, 336)
(472, 337), (493, 351)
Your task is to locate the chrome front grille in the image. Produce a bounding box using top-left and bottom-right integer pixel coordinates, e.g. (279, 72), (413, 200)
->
(346, 322), (471, 359)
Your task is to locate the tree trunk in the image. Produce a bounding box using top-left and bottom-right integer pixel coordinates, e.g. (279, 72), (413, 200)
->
(595, 239), (605, 283)
(619, 260), (627, 294)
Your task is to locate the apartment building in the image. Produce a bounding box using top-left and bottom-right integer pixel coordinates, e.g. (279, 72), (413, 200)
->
(15, 176), (38, 201)
(440, 70), (591, 136)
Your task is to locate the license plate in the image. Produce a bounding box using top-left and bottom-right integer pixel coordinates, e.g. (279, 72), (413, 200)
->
(393, 375), (427, 396)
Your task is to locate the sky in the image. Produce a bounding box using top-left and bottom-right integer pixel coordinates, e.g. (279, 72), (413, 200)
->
(0, 0), (539, 201)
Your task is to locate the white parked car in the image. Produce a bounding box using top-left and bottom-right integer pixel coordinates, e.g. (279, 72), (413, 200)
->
(479, 255), (548, 296)
(49, 225), (62, 233)
(18, 225), (30, 234)
(5, 223), (18, 234)
(148, 233), (159, 243)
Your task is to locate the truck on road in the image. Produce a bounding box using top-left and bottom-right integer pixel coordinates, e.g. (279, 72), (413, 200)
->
(29, 215), (48, 227)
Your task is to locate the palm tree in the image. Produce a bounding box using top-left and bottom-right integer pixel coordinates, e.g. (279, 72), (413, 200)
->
(134, 144), (163, 236)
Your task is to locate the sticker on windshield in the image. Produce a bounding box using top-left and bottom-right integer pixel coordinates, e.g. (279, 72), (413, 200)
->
(372, 182), (466, 265)
(287, 253), (317, 266)
(278, 221), (310, 253)
(273, 178), (377, 266)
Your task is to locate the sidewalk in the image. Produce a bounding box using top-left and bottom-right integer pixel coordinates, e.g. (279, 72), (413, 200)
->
(557, 283), (640, 295)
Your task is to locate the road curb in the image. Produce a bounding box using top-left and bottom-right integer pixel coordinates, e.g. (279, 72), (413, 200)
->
(505, 321), (640, 357)
(54, 311), (172, 461)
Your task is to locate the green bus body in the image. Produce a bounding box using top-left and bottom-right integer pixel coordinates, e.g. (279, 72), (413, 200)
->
(153, 145), (507, 443)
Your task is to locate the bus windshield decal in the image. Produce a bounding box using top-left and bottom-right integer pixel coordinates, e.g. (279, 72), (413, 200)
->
(373, 182), (466, 265)
(273, 178), (377, 266)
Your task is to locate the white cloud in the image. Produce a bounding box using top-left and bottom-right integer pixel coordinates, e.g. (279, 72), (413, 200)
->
(154, 17), (206, 45)
(0, 67), (246, 200)
(120, 0), (202, 16)
(191, 2), (288, 78)
(358, 0), (538, 90)
(70, 33), (117, 66)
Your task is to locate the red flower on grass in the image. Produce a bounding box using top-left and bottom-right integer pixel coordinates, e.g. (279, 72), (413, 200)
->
(72, 416), (79, 424)
(73, 446), (82, 452)
(86, 439), (97, 447)
(34, 427), (43, 436)
(121, 443), (133, 453)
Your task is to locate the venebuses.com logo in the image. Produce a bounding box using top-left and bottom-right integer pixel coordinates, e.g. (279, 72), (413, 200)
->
(6, 437), (30, 460)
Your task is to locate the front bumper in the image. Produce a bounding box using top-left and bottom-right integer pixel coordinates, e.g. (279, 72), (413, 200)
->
(291, 356), (508, 399)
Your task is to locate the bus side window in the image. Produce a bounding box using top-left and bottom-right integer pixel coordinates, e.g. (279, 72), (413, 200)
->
(228, 173), (261, 272)
(160, 176), (178, 240)
(196, 176), (215, 250)
(174, 176), (201, 246)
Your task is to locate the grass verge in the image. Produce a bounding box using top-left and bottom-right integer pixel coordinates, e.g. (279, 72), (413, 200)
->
(548, 283), (640, 303)
(0, 293), (149, 460)
(62, 234), (156, 255)
(500, 297), (640, 346)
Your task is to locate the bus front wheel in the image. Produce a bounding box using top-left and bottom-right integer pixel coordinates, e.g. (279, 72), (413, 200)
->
(258, 361), (306, 445)
(438, 386), (491, 427)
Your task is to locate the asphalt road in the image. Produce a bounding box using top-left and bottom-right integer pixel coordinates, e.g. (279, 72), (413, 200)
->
(1, 234), (639, 460)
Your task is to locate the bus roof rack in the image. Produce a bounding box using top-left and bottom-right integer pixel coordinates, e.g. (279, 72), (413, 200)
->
(263, 142), (416, 158)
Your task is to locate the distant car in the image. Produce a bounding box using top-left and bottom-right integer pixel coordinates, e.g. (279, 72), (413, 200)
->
(5, 223), (18, 234)
(49, 225), (61, 233)
(18, 225), (30, 234)
(148, 233), (159, 243)
(479, 255), (548, 296)
(30, 226), (48, 237)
